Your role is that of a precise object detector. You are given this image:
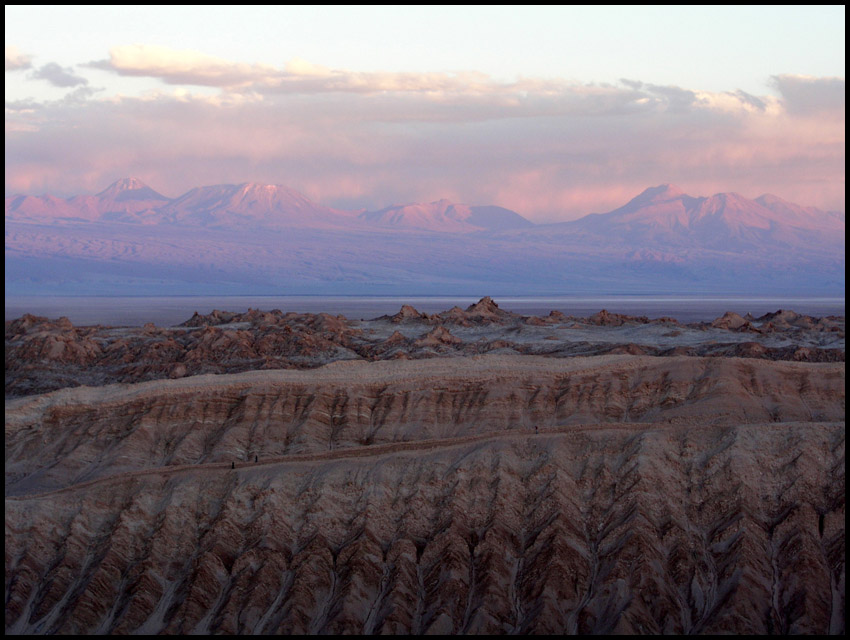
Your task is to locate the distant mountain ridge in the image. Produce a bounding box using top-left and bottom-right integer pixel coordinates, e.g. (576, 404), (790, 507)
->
(5, 178), (844, 239)
(5, 178), (534, 233)
(524, 184), (845, 254)
(156, 182), (359, 230)
(574, 183), (844, 233)
(359, 199), (533, 232)
(4, 179), (844, 297)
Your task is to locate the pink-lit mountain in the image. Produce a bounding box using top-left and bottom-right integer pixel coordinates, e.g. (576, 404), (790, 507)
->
(156, 182), (361, 229)
(5, 178), (532, 232)
(525, 184), (845, 253)
(359, 199), (533, 232)
(4, 180), (845, 296)
(5, 178), (171, 224)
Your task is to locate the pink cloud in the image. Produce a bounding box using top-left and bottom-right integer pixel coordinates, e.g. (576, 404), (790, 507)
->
(5, 62), (845, 219)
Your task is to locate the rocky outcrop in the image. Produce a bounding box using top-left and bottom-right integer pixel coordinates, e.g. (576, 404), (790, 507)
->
(587, 309), (648, 326)
(387, 304), (431, 323)
(5, 312), (362, 397)
(413, 326), (463, 349)
(756, 309), (819, 330)
(180, 309), (242, 327)
(5, 303), (845, 398)
(711, 311), (752, 331)
(435, 296), (519, 326)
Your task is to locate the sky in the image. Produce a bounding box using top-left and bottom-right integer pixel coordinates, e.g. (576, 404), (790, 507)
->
(4, 5), (846, 221)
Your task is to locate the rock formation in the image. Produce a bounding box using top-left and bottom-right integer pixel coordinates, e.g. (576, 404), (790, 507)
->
(5, 301), (844, 398)
(4, 302), (846, 635)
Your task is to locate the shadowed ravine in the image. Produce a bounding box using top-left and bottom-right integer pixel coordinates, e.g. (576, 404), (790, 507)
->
(4, 351), (845, 634)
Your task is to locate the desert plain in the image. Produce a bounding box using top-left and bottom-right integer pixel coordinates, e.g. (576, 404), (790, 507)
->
(4, 298), (845, 634)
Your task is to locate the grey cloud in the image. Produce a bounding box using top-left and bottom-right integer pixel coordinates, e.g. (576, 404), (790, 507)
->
(619, 78), (643, 91)
(5, 98), (41, 112)
(728, 89), (767, 111)
(61, 85), (101, 104)
(644, 84), (698, 112)
(30, 62), (89, 88)
(771, 74), (845, 115)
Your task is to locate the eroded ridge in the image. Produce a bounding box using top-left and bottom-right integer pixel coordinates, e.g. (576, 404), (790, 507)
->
(5, 355), (844, 495)
(4, 421), (844, 634)
(5, 317), (845, 635)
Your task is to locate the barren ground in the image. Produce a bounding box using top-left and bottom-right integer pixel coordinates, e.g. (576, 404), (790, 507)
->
(4, 300), (845, 634)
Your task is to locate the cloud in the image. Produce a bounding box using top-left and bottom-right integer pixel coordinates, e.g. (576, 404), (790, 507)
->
(5, 51), (845, 219)
(92, 45), (504, 95)
(91, 46), (835, 127)
(267, 65), (499, 95)
(5, 45), (32, 71)
(643, 84), (698, 112)
(727, 89), (767, 112)
(91, 45), (693, 103)
(771, 74), (845, 116)
(29, 62), (89, 88)
(619, 79), (643, 91)
(90, 44), (278, 88)
(61, 86), (101, 104)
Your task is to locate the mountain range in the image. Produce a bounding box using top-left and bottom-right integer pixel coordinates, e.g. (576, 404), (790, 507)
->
(5, 179), (533, 233)
(541, 184), (845, 253)
(4, 179), (845, 297)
